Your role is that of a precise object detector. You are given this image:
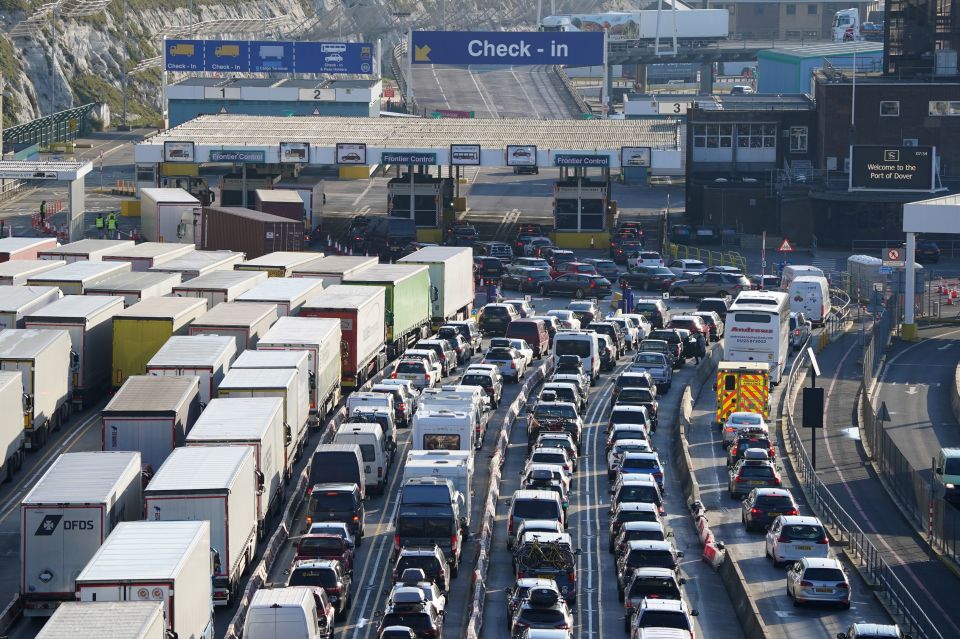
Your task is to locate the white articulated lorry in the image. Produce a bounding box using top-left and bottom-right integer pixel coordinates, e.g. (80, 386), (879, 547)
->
(185, 397), (286, 538)
(0, 371), (25, 482)
(187, 301), (278, 354)
(173, 270), (268, 305)
(146, 334), (237, 405)
(235, 277), (326, 317)
(399, 246), (475, 328)
(21, 451), (142, 616)
(75, 520), (215, 639)
(404, 449), (474, 527)
(145, 446), (259, 606)
(36, 601), (166, 639)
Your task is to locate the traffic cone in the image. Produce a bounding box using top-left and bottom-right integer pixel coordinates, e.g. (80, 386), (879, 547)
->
(948, 294), (954, 306)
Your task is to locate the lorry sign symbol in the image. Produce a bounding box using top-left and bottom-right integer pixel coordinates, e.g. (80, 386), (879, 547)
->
(35, 515), (62, 536)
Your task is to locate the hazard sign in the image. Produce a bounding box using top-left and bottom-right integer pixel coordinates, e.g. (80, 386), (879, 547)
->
(778, 238), (793, 252)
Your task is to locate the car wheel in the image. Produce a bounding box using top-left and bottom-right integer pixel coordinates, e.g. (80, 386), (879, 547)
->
(575, 288), (585, 299)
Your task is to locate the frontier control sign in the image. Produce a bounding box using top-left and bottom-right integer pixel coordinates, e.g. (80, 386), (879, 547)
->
(849, 145), (936, 192)
(411, 31), (604, 66)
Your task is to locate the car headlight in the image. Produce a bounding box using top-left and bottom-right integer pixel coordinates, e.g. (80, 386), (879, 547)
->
(947, 483), (956, 489)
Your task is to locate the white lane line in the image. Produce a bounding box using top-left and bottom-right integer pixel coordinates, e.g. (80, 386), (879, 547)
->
(467, 65), (497, 117)
(351, 180), (376, 208)
(510, 66), (542, 119)
(430, 66), (452, 109)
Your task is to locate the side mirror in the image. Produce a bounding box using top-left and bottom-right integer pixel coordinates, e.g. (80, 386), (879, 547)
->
(679, 577), (687, 585)
(676, 551), (684, 558)
(575, 548), (583, 556)
(936, 467), (944, 475)
(255, 470), (265, 495)
(712, 383), (718, 391)
(690, 609), (700, 617)
(667, 531), (674, 537)
(836, 634), (848, 639)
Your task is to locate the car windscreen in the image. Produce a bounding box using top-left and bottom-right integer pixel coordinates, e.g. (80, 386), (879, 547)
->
(483, 306), (510, 317)
(637, 611), (690, 630)
(299, 537), (344, 553)
(461, 374), (492, 388)
(628, 576), (680, 598)
(618, 509), (659, 523)
(397, 516), (453, 538)
(634, 354), (664, 366)
(755, 495), (794, 508)
(611, 409), (645, 425)
(944, 457), (960, 474)
(309, 492), (356, 512)
(396, 361), (426, 374)
(512, 499), (561, 519)
(626, 549), (675, 569)
(738, 465), (775, 478)
(381, 613), (432, 632)
(288, 568), (337, 588)
(396, 556), (441, 574)
(619, 389), (655, 403)
(401, 485), (451, 505)
(625, 529), (666, 542)
(803, 568), (845, 582)
(518, 609), (565, 624)
(622, 457), (658, 470)
(554, 339), (591, 358)
(782, 524), (825, 540)
(534, 404), (577, 420)
(486, 348), (515, 359)
(531, 452), (567, 465)
(618, 485), (660, 504)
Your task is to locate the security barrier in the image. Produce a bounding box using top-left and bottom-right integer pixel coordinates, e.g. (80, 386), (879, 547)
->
(662, 239), (748, 272)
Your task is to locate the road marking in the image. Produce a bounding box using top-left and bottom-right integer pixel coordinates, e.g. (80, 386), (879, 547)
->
(430, 66), (452, 110)
(510, 66), (542, 119)
(466, 65), (497, 117)
(351, 181), (376, 208)
(938, 343), (954, 350)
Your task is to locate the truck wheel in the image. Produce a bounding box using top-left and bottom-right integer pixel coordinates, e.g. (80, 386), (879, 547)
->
(451, 560), (459, 578)
(51, 412), (61, 433)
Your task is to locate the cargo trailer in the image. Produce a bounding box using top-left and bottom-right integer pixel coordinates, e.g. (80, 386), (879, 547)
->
(24, 295), (125, 407)
(218, 367), (308, 476)
(235, 277), (325, 317)
(257, 316), (341, 422)
(0, 329), (72, 449)
(0, 237), (58, 262)
(21, 451), (142, 616)
(254, 188), (306, 224)
(0, 260), (64, 286)
(343, 263), (432, 359)
(101, 375), (202, 472)
(187, 302), (278, 354)
(0, 285), (62, 329)
(75, 520), (215, 639)
(201, 207), (304, 258)
(173, 269), (267, 306)
(35, 601), (165, 639)
(149, 249), (244, 280)
(85, 271), (182, 307)
(111, 297), (209, 387)
(236, 251), (322, 278)
(185, 397), (286, 535)
(0, 371), (25, 482)
(291, 254), (375, 284)
(145, 446), (258, 606)
(102, 242), (195, 271)
(399, 246), (475, 327)
(230, 350), (310, 435)
(27, 261), (133, 295)
(299, 284), (387, 391)
(139, 188), (202, 244)
(146, 335), (237, 405)
(38, 239), (134, 263)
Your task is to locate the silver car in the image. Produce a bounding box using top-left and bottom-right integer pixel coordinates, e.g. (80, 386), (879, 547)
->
(786, 557), (851, 608)
(789, 312), (812, 352)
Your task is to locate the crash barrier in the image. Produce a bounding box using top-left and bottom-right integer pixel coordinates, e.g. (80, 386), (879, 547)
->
(553, 65), (593, 116)
(952, 365), (960, 429)
(464, 358), (555, 639)
(718, 547), (771, 639)
(662, 239), (748, 273)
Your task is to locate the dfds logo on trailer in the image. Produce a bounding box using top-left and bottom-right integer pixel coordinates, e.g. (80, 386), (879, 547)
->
(34, 514), (95, 535)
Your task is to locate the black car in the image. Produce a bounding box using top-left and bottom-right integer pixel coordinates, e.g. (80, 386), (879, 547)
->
(741, 487), (799, 531)
(502, 266), (552, 292)
(377, 597), (444, 639)
(619, 266), (677, 292)
(647, 329), (689, 367)
(592, 321), (625, 357)
(696, 297), (731, 321)
(363, 217), (417, 261)
(614, 387), (658, 427)
(913, 239), (941, 264)
(476, 256), (505, 282)
(669, 224), (692, 244)
(346, 215), (372, 250)
(584, 258), (620, 280)
(612, 239), (644, 264)
(448, 224), (479, 246)
(539, 274), (612, 299)
(307, 483), (365, 540)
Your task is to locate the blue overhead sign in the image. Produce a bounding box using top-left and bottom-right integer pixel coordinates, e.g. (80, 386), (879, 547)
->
(411, 31), (604, 66)
(164, 39), (374, 75)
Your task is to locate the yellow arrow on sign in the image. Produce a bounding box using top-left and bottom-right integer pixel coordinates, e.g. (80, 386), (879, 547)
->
(415, 44), (431, 62)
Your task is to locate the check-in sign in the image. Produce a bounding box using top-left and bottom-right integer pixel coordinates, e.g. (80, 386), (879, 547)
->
(451, 144), (481, 166)
(412, 31), (604, 66)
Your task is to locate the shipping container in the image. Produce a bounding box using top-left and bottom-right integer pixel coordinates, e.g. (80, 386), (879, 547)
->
(343, 263), (431, 358)
(235, 277), (325, 317)
(187, 302), (278, 355)
(85, 271), (182, 307)
(24, 295), (125, 406)
(173, 269), (267, 306)
(299, 284), (386, 391)
(35, 601), (165, 639)
(399, 246), (475, 326)
(111, 297), (209, 387)
(102, 242), (195, 271)
(0, 329), (72, 449)
(185, 397), (286, 533)
(0, 371), (25, 481)
(27, 261), (133, 295)
(21, 451), (142, 616)
(75, 521), (215, 639)
(0, 237), (58, 262)
(257, 317), (341, 421)
(201, 207), (304, 259)
(235, 251), (323, 278)
(102, 375), (202, 472)
(291, 254), (375, 284)
(0, 285), (62, 329)
(149, 249), (244, 280)
(218, 367), (308, 477)
(0, 260), (64, 286)
(145, 446), (258, 606)
(254, 188), (306, 224)
(38, 239), (134, 263)
(230, 350), (309, 437)
(146, 335), (237, 405)
(139, 188), (202, 245)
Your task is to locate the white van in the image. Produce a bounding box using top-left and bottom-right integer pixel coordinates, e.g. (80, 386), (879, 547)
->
(244, 586), (332, 639)
(780, 265), (825, 291)
(788, 275), (831, 326)
(553, 330), (601, 382)
(333, 422), (390, 495)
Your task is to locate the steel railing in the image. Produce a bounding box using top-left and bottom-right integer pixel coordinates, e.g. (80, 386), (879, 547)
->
(662, 239), (748, 272)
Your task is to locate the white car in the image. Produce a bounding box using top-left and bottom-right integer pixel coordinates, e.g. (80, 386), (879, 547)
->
(607, 438), (654, 480)
(606, 314), (639, 349)
(667, 258), (707, 277)
(722, 412), (769, 447)
(528, 446), (575, 478)
(633, 251), (665, 269)
(481, 345), (527, 383)
(786, 557), (851, 608)
(392, 358), (436, 390)
(524, 236), (553, 257)
(622, 313), (652, 341)
(506, 338), (534, 366)
(545, 309), (581, 330)
(629, 598), (698, 639)
(766, 515), (831, 568)
(403, 348), (443, 383)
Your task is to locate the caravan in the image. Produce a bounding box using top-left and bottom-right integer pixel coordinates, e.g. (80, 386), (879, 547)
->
(411, 409), (474, 453)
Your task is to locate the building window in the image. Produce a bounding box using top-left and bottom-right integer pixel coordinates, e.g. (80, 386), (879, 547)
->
(880, 101), (900, 116)
(789, 126), (808, 152)
(693, 123), (733, 148)
(929, 101), (960, 116)
(786, 3), (796, 14)
(737, 123), (776, 149)
(807, 4), (817, 13)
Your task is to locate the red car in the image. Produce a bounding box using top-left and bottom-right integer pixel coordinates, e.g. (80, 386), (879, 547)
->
(550, 261), (599, 279)
(295, 534), (355, 573)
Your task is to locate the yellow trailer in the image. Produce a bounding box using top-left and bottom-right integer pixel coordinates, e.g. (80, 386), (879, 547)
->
(111, 297), (208, 387)
(715, 361), (770, 426)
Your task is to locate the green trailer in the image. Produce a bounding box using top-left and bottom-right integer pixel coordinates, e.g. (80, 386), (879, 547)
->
(344, 263), (431, 359)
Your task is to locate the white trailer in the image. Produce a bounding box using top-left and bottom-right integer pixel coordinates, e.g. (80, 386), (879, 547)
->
(102, 375), (202, 473)
(218, 367), (308, 476)
(85, 271), (182, 307)
(36, 601), (166, 639)
(235, 251), (325, 278)
(188, 302), (278, 354)
(145, 446), (258, 606)
(38, 239), (134, 263)
(258, 316), (342, 421)
(0, 371), (25, 481)
(0, 328), (72, 449)
(75, 520), (215, 639)
(102, 242), (195, 271)
(0, 260), (64, 286)
(27, 261), (133, 295)
(21, 451), (142, 616)
(236, 277), (326, 316)
(230, 349), (310, 432)
(186, 397), (286, 536)
(24, 295), (125, 406)
(149, 249), (245, 280)
(173, 270), (268, 305)
(146, 335), (237, 405)
(418, 388), (485, 448)
(0, 237), (58, 262)
(399, 246), (475, 325)
(291, 254), (376, 284)
(0, 285), (62, 329)
(411, 409), (475, 454)
(404, 450), (474, 526)
(139, 188), (202, 245)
